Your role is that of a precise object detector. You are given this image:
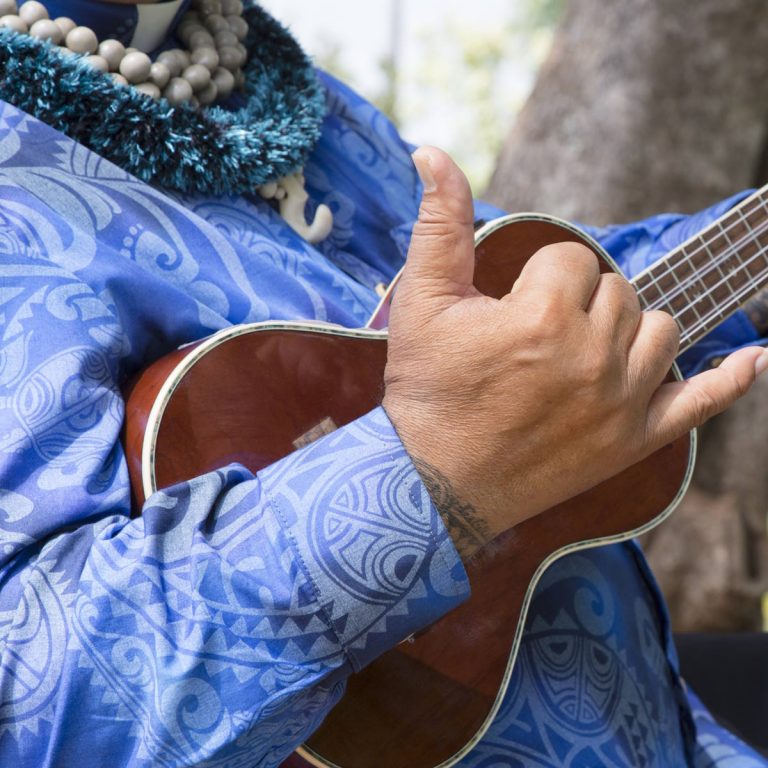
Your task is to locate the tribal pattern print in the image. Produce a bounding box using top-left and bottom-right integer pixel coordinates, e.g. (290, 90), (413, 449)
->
(0, 72), (765, 766)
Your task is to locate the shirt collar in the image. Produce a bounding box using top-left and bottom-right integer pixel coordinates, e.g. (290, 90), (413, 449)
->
(39, 0), (189, 51)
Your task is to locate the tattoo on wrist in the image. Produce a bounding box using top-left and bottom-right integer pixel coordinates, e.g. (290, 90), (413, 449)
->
(413, 458), (492, 559)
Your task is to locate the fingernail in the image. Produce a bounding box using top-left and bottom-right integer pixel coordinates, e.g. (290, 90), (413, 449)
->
(412, 149), (437, 193)
(755, 350), (768, 377)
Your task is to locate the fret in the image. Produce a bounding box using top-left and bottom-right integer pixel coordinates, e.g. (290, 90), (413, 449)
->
(757, 198), (768, 273)
(637, 187), (768, 343)
(731, 201), (768, 293)
(681, 238), (736, 323)
(632, 184), (768, 351)
(641, 241), (713, 331)
(648, 264), (697, 322)
(679, 248), (768, 351)
(633, 268), (664, 309)
(633, 259), (670, 299)
(681, 262), (768, 352)
(704, 223), (737, 307)
(677, 242), (718, 315)
(735, 205), (763, 266)
(690, 206), (762, 299)
(711, 218), (752, 297)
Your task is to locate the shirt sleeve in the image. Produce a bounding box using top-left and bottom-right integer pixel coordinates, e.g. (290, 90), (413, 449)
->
(0, 404), (468, 767)
(260, 406), (470, 671)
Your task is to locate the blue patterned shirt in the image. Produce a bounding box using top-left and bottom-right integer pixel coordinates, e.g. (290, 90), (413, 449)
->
(0, 37), (765, 768)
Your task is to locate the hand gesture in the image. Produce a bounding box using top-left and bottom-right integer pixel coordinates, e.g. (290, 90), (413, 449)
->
(383, 147), (768, 558)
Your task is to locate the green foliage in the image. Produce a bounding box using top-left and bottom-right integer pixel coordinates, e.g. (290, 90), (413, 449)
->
(313, 0), (568, 191)
(525, 0), (567, 28)
(405, 1), (566, 191)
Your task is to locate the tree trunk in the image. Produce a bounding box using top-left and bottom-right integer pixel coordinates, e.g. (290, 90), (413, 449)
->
(487, 0), (768, 224)
(641, 381), (768, 631)
(485, 0), (768, 630)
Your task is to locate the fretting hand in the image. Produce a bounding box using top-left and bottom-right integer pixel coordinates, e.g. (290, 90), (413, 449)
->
(382, 146), (768, 559)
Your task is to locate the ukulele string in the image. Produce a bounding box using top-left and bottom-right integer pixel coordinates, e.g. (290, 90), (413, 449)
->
(636, 203), (768, 313)
(639, 212), (768, 309)
(634, 192), (768, 302)
(627, 194), (768, 350)
(667, 234), (768, 322)
(678, 262), (768, 350)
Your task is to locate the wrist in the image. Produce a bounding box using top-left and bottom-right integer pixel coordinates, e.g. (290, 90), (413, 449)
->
(411, 456), (493, 560)
(383, 396), (496, 560)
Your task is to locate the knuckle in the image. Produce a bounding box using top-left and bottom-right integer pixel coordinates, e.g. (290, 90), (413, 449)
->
(418, 198), (474, 230)
(647, 310), (680, 354)
(586, 351), (616, 387)
(411, 219), (464, 251)
(518, 303), (562, 340)
(577, 337), (616, 387)
(602, 272), (639, 311)
(533, 241), (599, 275)
(723, 366), (751, 399)
(562, 241), (599, 264)
(620, 279), (641, 311)
(658, 309), (680, 336)
(692, 387), (722, 424)
(686, 364), (752, 429)
(600, 271), (625, 288)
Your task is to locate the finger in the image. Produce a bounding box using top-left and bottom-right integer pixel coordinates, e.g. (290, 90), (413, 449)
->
(401, 146), (478, 305)
(626, 310), (680, 392)
(508, 241), (601, 310)
(645, 346), (768, 449)
(586, 272), (642, 347)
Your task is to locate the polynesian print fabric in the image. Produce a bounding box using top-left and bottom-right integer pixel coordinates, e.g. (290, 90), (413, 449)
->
(0, 68), (766, 767)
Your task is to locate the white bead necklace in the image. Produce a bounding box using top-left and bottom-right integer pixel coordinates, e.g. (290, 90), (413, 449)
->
(0, 0), (248, 106)
(0, 0), (334, 243)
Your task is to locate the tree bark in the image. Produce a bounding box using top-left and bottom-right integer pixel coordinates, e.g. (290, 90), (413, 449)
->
(485, 0), (768, 630)
(641, 379), (768, 631)
(486, 0), (768, 224)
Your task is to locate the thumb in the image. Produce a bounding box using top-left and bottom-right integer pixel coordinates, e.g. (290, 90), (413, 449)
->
(401, 146), (478, 304)
(646, 346), (768, 448)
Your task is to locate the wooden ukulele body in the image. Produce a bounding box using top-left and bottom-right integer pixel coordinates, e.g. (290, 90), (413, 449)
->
(122, 215), (694, 768)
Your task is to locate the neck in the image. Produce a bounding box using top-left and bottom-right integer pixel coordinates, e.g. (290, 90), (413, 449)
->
(632, 187), (768, 352)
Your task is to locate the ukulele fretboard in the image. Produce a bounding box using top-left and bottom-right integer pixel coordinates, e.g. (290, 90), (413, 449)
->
(632, 186), (768, 352)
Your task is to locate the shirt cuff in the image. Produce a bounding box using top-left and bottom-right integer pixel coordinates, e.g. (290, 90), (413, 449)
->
(260, 406), (470, 672)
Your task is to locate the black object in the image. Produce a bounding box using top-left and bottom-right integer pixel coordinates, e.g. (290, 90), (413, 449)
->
(675, 632), (768, 757)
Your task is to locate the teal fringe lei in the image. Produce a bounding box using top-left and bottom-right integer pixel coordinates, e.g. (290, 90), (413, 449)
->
(0, 2), (327, 195)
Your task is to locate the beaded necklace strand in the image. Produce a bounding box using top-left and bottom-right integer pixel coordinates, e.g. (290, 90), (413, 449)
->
(0, 0), (249, 106)
(0, 0), (333, 241)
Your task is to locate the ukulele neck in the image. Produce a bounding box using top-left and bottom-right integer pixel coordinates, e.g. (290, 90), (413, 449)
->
(631, 186), (768, 353)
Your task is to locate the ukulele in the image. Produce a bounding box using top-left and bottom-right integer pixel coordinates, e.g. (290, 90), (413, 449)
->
(122, 191), (768, 768)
